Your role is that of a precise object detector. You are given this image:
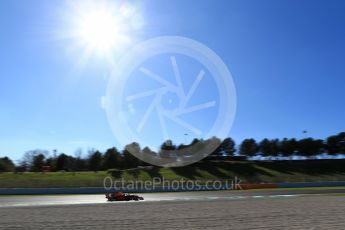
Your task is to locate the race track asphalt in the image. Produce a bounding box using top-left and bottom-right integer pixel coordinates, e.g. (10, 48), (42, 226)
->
(0, 188), (345, 230)
(1, 187), (345, 208)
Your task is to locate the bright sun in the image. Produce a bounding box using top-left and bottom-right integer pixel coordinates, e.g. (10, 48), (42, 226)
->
(77, 9), (128, 53)
(60, 1), (143, 62)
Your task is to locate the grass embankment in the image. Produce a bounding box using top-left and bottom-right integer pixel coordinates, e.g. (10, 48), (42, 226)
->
(0, 159), (345, 188)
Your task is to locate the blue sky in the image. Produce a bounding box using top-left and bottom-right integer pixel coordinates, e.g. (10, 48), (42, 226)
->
(1, 0), (345, 161)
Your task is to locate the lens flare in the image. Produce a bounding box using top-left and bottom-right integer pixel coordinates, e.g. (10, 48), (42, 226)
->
(57, 0), (144, 64)
(77, 9), (129, 53)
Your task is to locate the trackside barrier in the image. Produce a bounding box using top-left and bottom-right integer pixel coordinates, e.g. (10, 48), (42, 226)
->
(0, 185), (232, 195)
(239, 183), (278, 190)
(1, 181), (345, 195)
(0, 188), (106, 195)
(277, 181), (345, 188)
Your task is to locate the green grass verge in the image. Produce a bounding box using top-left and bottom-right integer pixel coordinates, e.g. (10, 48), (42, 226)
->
(1, 159), (345, 188)
(0, 171), (108, 188)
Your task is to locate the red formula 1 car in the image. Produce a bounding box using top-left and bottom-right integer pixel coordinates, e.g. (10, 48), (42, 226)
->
(106, 192), (144, 201)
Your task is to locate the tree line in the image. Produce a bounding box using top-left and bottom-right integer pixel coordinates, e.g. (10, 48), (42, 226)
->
(0, 132), (344, 172)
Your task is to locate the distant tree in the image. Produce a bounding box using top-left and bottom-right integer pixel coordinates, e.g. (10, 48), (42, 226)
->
(327, 135), (338, 155)
(270, 139), (281, 157)
(20, 149), (49, 171)
(88, 150), (103, 172)
(259, 138), (271, 157)
(73, 148), (86, 171)
(122, 150), (139, 169)
(16, 161), (28, 172)
(125, 142), (143, 167)
(222, 138), (236, 156)
(160, 140), (176, 150)
(102, 147), (121, 170)
(31, 154), (45, 172)
(211, 137), (236, 157)
(259, 139), (280, 157)
(280, 138), (298, 157)
(9, 130), (345, 172)
(337, 132), (345, 153)
(125, 142), (141, 155)
(177, 138), (201, 150)
(175, 138), (205, 158)
(0, 157), (15, 172)
(326, 132), (345, 155)
(141, 146), (157, 157)
(21, 151), (34, 170)
(239, 139), (258, 157)
(190, 138), (202, 146)
(140, 146), (158, 164)
(314, 139), (325, 155)
(74, 157), (87, 171)
(44, 157), (55, 170)
(211, 146), (222, 157)
(56, 153), (69, 171)
(159, 140), (177, 159)
(297, 138), (324, 157)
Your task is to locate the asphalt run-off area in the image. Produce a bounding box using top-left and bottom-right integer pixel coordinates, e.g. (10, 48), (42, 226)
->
(1, 187), (344, 207)
(1, 188), (345, 229)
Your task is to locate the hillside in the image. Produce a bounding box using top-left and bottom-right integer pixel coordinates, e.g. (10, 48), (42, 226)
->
(0, 159), (344, 188)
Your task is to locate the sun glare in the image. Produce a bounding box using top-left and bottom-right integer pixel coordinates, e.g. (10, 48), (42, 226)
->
(77, 10), (129, 53)
(59, 1), (143, 64)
